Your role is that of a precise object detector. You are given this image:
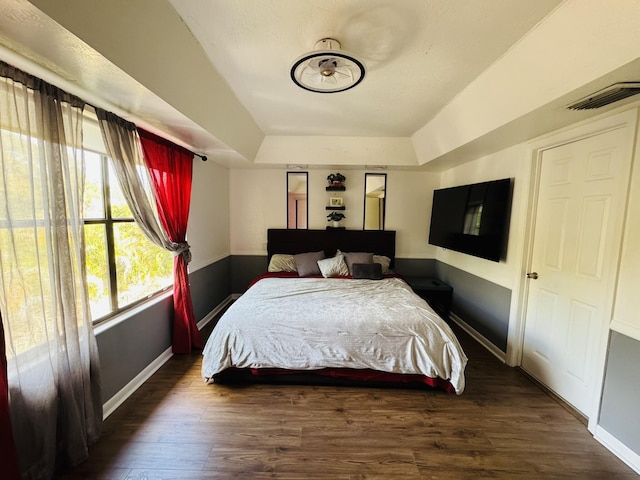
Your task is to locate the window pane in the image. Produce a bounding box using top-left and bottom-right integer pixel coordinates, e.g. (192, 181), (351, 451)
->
(84, 223), (111, 319)
(0, 132), (44, 221)
(83, 151), (105, 219)
(0, 226), (53, 355)
(108, 161), (133, 218)
(114, 222), (172, 308)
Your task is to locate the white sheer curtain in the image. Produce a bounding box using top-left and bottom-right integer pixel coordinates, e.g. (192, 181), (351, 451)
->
(0, 62), (102, 479)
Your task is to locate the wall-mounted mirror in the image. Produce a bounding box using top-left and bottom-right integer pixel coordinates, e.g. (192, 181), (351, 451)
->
(287, 172), (308, 229)
(364, 173), (387, 230)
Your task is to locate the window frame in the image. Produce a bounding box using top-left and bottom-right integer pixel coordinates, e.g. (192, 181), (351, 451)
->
(83, 151), (172, 324)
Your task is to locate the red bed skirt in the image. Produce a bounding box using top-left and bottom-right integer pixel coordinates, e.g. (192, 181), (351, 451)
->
(213, 367), (456, 394)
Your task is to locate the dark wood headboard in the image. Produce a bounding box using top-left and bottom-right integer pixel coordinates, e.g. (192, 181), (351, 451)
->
(267, 229), (396, 268)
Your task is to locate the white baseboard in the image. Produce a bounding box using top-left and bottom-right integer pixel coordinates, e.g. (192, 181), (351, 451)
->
(448, 312), (506, 363)
(102, 346), (173, 419)
(103, 296), (234, 419)
(595, 426), (640, 475)
(197, 295), (234, 330)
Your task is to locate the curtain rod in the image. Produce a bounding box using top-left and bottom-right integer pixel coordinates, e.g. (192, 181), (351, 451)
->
(86, 102), (208, 162)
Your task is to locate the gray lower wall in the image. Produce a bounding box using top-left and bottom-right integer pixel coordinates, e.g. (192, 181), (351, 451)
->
(96, 256), (231, 402)
(435, 262), (511, 352)
(96, 294), (173, 402)
(393, 258), (437, 277)
(191, 257), (231, 321)
(231, 255), (268, 293)
(599, 332), (640, 455)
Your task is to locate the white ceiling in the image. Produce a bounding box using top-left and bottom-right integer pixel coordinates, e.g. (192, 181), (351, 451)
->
(168, 0), (562, 137)
(1, 1), (640, 170)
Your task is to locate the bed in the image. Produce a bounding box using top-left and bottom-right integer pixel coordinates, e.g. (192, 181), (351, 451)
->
(201, 229), (467, 394)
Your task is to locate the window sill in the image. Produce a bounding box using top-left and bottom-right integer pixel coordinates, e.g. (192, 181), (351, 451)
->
(93, 288), (173, 336)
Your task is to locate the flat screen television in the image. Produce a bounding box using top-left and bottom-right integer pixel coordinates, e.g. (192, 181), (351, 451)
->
(428, 178), (513, 262)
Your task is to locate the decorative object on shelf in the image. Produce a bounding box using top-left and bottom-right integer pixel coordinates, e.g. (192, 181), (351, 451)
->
(290, 38), (366, 94)
(327, 211), (346, 228)
(327, 172), (346, 188)
(329, 197), (343, 207)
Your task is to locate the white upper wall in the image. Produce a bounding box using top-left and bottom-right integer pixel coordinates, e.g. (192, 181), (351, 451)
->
(188, 160), (231, 271)
(229, 168), (439, 258)
(436, 144), (532, 289)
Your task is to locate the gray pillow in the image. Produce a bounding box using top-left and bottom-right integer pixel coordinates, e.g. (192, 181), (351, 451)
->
(342, 251), (374, 274)
(352, 262), (383, 280)
(293, 251), (325, 276)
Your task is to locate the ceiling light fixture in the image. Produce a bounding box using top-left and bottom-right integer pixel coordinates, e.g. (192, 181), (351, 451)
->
(290, 38), (365, 94)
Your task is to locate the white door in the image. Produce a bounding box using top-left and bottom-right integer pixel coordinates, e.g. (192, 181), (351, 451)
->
(522, 127), (631, 416)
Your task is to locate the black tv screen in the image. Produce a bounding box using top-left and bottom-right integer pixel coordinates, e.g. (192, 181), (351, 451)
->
(428, 178), (512, 262)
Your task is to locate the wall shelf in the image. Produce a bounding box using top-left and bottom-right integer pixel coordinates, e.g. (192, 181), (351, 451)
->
(326, 186), (346, 191)
(326, 206), (346, 211)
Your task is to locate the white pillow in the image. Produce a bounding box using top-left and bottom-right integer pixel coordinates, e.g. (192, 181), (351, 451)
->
(373, 255), (391, 274)
(267, 254), (297, 273)
(317, 254), (350, 278)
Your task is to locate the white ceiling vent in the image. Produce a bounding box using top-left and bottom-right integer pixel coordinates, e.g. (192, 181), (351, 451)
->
(567, 82), (640, 110)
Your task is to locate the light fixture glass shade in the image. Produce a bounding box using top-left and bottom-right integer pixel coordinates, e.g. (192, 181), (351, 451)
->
(290, 38), (365, 93)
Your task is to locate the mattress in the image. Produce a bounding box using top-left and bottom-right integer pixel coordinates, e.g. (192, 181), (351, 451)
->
(202, 276), (467, 394)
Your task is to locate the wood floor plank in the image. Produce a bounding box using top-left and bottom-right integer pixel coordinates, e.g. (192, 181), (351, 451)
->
(125, 469), (353, 480)
(53, 321), (637, 479)
(87, 441), (213, 470)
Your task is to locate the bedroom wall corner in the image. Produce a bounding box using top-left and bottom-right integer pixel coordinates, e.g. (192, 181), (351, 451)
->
(385, 170), (439, 258)
(188, 158), (230, 272)
(435, 143), (530, 289)
(230, 255), (267, 293)
(428, 143), (531, 353)
(190, 257), (232, 322)
(435, 261), (511, 353)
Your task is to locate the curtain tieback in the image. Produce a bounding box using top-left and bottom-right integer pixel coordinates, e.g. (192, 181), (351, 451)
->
(171, 242), (191, 263)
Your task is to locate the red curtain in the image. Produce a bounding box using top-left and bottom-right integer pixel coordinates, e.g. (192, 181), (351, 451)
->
(0, 316), (22, 479)
(138, 129), (202, 353)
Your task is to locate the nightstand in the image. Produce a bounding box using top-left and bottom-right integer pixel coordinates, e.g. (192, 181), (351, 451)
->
(403, 276), (453, 318)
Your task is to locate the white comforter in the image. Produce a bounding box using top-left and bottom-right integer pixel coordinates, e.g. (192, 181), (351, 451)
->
(201, 276), (467, 394)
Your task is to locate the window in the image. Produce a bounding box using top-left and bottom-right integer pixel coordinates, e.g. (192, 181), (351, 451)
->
(83, 150), (173, 321)
(1, 104), (172, 339)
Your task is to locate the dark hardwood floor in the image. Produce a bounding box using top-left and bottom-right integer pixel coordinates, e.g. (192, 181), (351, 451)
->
(55, 320), (637, 479)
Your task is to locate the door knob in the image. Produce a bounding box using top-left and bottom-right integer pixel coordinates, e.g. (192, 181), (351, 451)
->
(526, 272), (539, 279)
